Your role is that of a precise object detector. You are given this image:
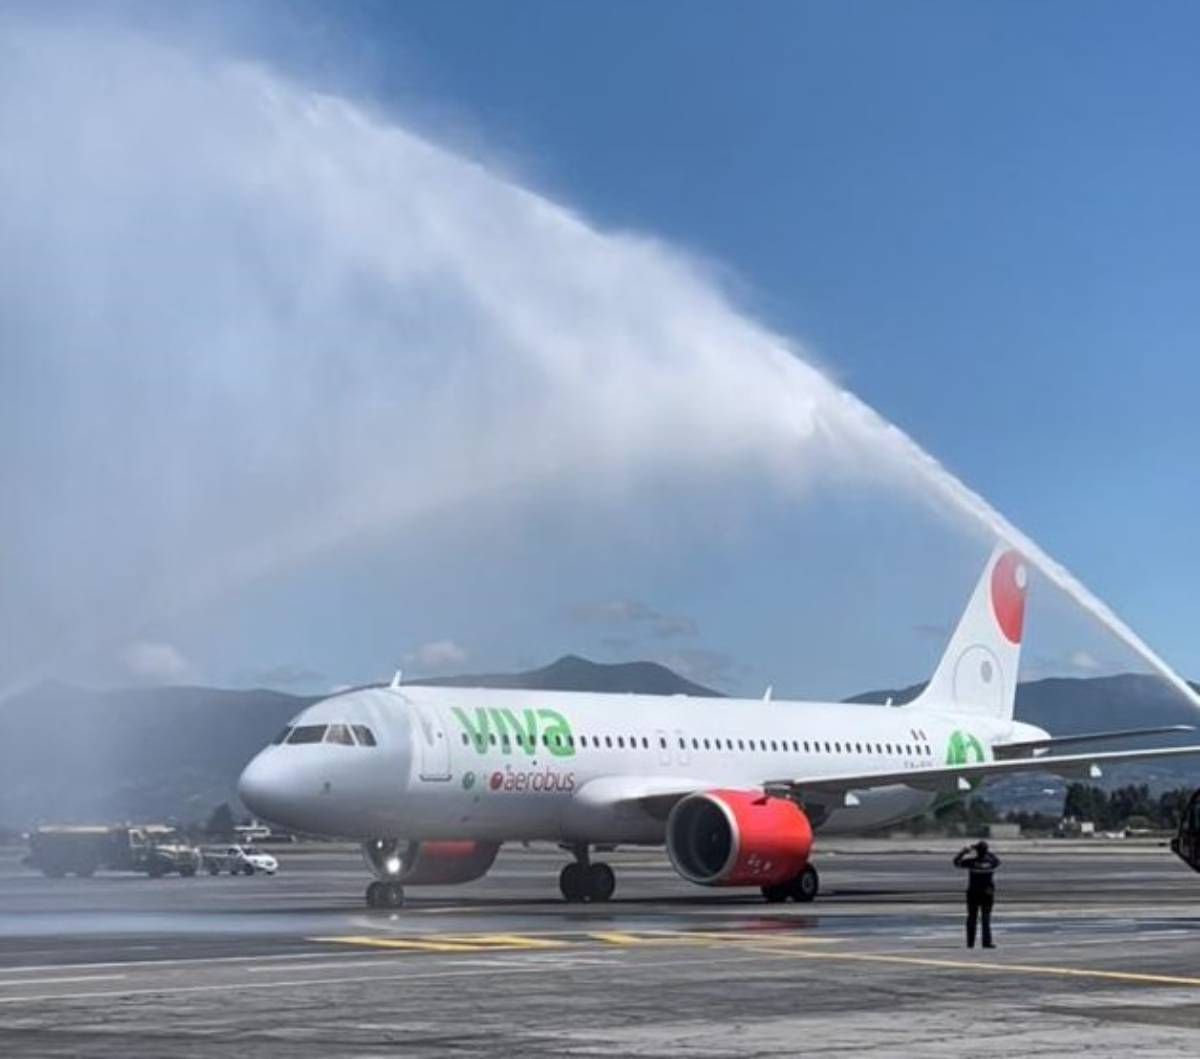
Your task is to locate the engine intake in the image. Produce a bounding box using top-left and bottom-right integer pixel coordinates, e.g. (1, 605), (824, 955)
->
(666, 789), (812, 887)
(363, 839), (500, 884)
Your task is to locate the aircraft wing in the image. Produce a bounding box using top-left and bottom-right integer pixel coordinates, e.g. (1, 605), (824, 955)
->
(764, 744), (1200, 807)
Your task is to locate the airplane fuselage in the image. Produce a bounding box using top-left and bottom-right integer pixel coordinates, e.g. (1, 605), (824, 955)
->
(240, 684), (1049, 844)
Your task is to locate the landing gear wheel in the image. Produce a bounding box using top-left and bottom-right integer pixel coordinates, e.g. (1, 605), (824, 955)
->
(586, 862), (615, 902)
(559, 862), (587, 903)
(789, 864), (819, 903)
(366, 880), (405, 909)
(761, 882), (789, 904)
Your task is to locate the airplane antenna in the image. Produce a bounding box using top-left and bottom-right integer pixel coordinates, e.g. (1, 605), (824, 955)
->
(390, 669), (403, 690)
(763, 685), (773, 703)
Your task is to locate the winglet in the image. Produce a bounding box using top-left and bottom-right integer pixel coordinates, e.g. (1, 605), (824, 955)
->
(389, 669), (403, 690)
(763, 685), (773, 703)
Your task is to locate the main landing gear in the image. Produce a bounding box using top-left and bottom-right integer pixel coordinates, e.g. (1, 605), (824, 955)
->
(559, 845), (615, 903)
(366, 880), (406, 909)
(761, 864), (819, 904)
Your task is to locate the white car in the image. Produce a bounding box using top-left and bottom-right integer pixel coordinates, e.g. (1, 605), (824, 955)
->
(205, 844), (278, 876)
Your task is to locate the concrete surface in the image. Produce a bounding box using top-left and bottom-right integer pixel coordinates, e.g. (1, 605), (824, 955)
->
(2, 839), (1200, 1056)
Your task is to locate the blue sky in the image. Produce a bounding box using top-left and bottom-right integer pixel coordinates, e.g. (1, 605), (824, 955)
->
(4, 2), (1198, 699)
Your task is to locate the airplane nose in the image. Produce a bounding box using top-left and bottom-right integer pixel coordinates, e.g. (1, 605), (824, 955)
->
(238, 751), (289, 825)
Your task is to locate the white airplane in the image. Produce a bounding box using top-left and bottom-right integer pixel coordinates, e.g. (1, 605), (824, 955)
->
(238, 547), (1199, 909)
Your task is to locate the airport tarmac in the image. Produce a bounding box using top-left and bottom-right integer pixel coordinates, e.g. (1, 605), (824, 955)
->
(3, 839), (1200, 1057)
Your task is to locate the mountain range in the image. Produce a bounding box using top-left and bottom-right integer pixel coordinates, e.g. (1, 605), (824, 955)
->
(2, 656), (1198, 828)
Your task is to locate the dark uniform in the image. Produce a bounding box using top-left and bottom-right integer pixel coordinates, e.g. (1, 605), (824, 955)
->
(953, 840), (1000, 948)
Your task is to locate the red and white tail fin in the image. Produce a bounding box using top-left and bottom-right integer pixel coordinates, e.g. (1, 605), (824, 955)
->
(911, 546), (1028, 720)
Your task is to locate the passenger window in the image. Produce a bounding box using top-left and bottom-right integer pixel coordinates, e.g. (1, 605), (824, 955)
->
(617, 736), (625, 749)
(288, 725), (327, 744)
(352, 725), (377, 747)
(490, 733), (498, 746)
(834, 742), (841, 753)
(803, 741), (810, 752)
(770, 740), (777, 751)
(271, 727), (293, 745)
(678, 737), (686, 749)
(738, 739), (745, 751)
(606, 736), (613, 748)
(461, 733), (469, 746)
(325, 724), (355, 746)
(824, 742), (831, 753)
(703, 739), (710, 750)
(659, 737), (667, 749)
(692, 738), (699, 749)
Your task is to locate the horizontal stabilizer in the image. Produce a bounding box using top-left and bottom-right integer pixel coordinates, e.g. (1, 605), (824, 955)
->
(993, 725), (1195, 760)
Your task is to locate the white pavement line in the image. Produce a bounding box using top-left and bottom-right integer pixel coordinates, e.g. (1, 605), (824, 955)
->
(0, 951), (787, 1006)
(0, 950), (370, 975)
(0, 974), (127, 988)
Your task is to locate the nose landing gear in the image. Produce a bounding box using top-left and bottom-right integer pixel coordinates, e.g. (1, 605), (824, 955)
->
(366, 880), (406, 909)
(559, 845), (615, 903)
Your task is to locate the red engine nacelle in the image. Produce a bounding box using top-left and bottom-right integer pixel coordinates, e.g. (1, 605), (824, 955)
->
(665, 789), (813, 887)
(363, 839), (500, 885)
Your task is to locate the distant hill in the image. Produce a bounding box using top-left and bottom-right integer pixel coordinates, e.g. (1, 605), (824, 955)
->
(419, 654), (721, 698)
(2, 662), (1196, 828)
(849, 673), (1200, 737)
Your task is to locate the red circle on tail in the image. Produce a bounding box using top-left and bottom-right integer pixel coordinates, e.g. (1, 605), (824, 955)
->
(991, 550), (1027, 644)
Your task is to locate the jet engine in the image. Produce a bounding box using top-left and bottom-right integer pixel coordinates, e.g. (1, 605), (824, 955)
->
(665, 789), (813, 887)
(363, 839), (500, 884)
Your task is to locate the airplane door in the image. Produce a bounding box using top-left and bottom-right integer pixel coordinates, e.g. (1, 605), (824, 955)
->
(411, 704), (451, 781)
(656, 729), (671, 766)
(674, 729), (690, 765)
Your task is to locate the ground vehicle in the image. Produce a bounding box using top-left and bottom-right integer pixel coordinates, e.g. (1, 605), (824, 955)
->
(1170, 790), (1200, 872)
(25, 825), (202, 878)
(202, 844), (279, 876)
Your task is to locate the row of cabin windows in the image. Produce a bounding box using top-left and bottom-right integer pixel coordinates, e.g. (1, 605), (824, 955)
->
(459, 729), (932, 759)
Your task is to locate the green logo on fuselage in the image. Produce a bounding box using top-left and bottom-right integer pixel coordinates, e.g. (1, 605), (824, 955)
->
(452, 706), (575, 758)
(945, 729), (986, 766)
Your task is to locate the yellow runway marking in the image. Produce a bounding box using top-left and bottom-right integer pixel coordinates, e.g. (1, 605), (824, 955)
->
(316, 928), (840, 953)
(440, 934), (565, 949)
(751, 947), (1200, 988)
(314, 933), (565, 952)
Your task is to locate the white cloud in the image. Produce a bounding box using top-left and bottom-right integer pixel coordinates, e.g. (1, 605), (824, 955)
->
(119, 640), (196, 684)
(1069, 650), (1102, 671)
(406, 639), (469, 672)
(568, 600), (698, 640)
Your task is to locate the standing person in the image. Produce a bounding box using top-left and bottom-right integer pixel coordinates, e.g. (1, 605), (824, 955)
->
(953, 840), (1000, 949)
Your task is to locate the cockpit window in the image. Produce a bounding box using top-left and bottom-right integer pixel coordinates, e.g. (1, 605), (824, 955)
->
(352, 725), (377, 747)
(271, 726), (293, 745)
(325, 724), (355, 746)
(287, 724), (328, 744)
